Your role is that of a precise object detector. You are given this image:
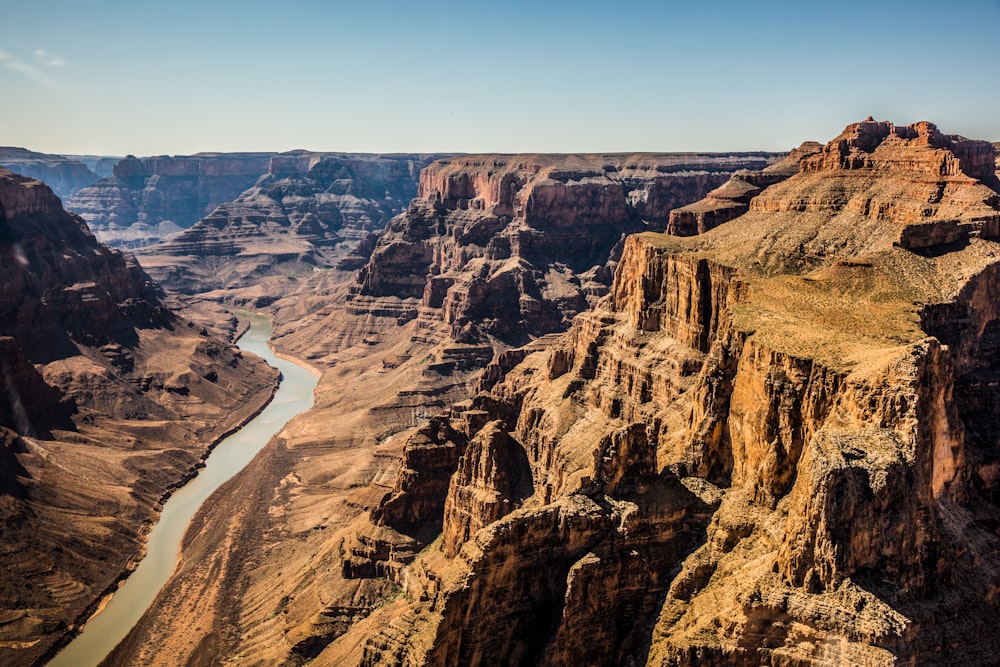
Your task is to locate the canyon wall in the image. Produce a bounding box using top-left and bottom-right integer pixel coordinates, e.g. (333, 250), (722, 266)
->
(328, 120), (1000, 666)
(351, 153), (781, 347)
(65, 152), (276, 247)
(0, 168), (279, 666)
(100, 151), (785, 666)
(0, 147), (100, 200)
(135, 152), (447, 296)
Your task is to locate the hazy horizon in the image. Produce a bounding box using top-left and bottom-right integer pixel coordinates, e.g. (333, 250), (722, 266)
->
(2, 0), (999, 156)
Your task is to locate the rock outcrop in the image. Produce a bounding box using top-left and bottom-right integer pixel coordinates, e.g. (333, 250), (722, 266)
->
(666, 142), (823, 236)
(65, 152), (275, 247)
(96, 151), (780, 667)
(351, 153), (781, 346)
(0, 147), (100, 200)
(333, 120), (1000, 666)
(0, 167), (279, 667)
(60, 154), (119, 178)
(135, 152), (446, 295)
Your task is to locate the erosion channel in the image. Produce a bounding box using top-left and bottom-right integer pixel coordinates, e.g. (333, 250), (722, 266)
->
(47, 314), (319, 667)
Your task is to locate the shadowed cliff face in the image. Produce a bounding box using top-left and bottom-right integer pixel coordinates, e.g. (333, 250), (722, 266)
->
(135, 152), (447, 296)
(65, 152), (276, 248)
(0, 167), (278, 667)
(92, 126), (1000, 667)
(331, 120), (1000, 666)
(0, 147), (100, 200)
(95, 151), (782, 667)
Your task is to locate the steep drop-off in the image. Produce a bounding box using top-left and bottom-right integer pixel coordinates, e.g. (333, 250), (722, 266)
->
(322, 119), (1000, 666)
(0, 168), (279, 666)
(65, 152), (275, 248)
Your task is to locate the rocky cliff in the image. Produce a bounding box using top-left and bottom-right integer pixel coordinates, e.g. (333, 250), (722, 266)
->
(0, 147), (100, 200)
(0, 167), (279, 666)
(666, 142), (824, 236)
(321, 120), (1000, 666)
(99, 151), (788, 666)
(60, 154), (119, 178)
(135, 152), (446, 295)
(350, 153), (781, 347)
(65, 152), (275, 247)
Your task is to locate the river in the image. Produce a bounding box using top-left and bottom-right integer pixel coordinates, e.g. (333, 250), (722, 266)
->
(47, 314), (319, 667)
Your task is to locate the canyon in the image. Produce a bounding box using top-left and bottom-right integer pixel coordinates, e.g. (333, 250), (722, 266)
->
(135, 152), (449, 298)
(105, 120), (1000, 666)
(0, 168), (278, 666)
(65, 152), (277, 248)
(96, 150), (783, 665)
(3, 118), (1000, 667)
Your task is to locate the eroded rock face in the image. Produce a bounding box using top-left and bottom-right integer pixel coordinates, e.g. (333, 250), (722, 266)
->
(65, 152), (275, 247)
(345, 120), (1000, 666)
(0, 168), (278, 667)
(0, 147), (100, 200)
(353, 153), (781, 346)
(135, 152), (445, 294)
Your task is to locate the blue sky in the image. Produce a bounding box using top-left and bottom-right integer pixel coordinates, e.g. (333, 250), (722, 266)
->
(1, 0), (998, 155)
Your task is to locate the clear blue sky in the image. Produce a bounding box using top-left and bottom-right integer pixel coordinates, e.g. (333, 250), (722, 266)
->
(1, 0), (998, 155)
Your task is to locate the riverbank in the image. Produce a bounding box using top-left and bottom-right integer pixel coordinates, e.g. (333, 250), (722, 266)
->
(44, 316), (319, 667)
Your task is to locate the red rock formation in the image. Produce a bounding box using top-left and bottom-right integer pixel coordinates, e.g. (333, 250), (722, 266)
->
(667, 142), (823, 236)
(353, 153), (781, 346)
(345, 121), (1000, 666)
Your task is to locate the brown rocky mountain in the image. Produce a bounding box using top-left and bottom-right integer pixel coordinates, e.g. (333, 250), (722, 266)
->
(666, 142), (824, 236)
(100, 151), (792, 665)
(65, 152), (276, 248)
(103, 120), (1000, 666)
(328, 119), (1000, 666)
(0, 147), (100, 200)
(135, 152), (449, 297)
(349, 153), (782, 346)
(0, 168), (278, 666)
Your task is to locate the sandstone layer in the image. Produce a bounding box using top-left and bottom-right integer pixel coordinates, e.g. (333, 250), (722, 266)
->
(0, 148), (100, 200)
(65, 152), (276, 247)
(351, 152), (781, 346)
(0, 168), (279, 666)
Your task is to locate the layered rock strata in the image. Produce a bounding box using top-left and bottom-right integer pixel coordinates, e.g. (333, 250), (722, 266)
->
(666, 141), (823, 236)
(352, 153), (782, 346)
(0, 147), (100, 200)
(330, 120), (1000, 666)
(99, 152), (781, 666)
(0, 168), (279, 666)
(136, 152), (447, 295)
(65, 152), (275, 247)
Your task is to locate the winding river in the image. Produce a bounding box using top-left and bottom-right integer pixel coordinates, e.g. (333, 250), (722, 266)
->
(47, 315), (319, 667)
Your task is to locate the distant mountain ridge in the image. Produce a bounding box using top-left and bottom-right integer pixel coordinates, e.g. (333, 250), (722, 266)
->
(65, 152), (278, 247)
(136, 152), (452, 294)
(0, 147), (101, 200)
